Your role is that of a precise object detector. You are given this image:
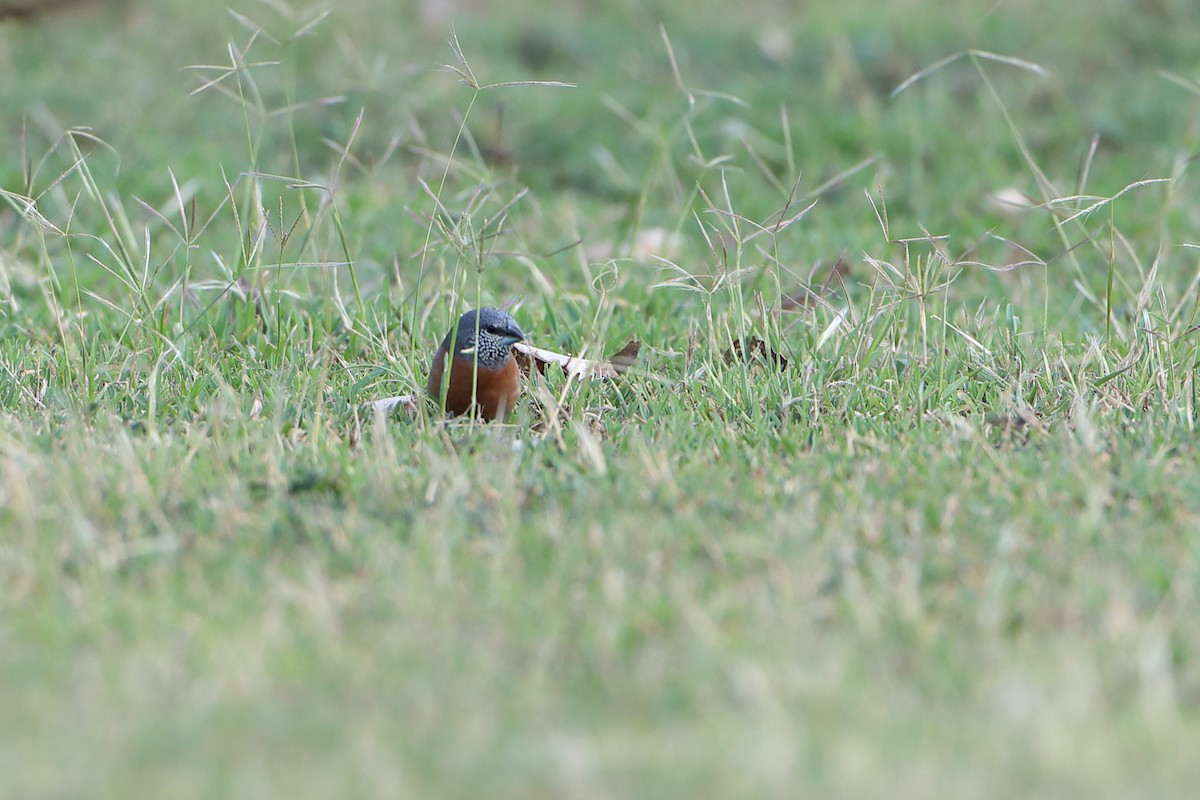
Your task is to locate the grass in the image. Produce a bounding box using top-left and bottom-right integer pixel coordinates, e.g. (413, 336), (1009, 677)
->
(2, 0), (1200, 796)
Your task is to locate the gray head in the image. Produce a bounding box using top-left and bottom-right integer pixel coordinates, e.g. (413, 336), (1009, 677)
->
(441, 307), (525, 369)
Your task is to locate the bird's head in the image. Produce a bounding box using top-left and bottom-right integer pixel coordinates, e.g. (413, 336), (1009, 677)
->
(443, 307), (525, 369)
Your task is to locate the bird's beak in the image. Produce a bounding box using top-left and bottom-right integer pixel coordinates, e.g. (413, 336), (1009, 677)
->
(499, 321), (525, 348)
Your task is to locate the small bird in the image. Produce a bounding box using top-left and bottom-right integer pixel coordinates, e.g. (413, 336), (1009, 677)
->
(427, 307), (525, 421)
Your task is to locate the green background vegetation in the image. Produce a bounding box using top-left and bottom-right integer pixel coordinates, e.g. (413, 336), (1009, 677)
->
(2, 0), (1199, 796)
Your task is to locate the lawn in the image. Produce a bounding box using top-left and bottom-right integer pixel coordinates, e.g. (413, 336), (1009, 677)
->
(2, 0), (1200, 797)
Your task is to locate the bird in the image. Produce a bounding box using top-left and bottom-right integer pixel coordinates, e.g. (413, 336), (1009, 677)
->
(427, 307), (525, 421)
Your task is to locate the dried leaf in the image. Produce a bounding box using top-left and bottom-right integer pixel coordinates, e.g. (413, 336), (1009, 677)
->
(363, 394), (420, 415)
(724, 337), (789, 369)
(513, 341), (638, 380)
(606, 340), (641, 372)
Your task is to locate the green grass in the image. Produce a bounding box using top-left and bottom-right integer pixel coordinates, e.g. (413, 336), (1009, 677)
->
(2, 0), (1200, 797)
